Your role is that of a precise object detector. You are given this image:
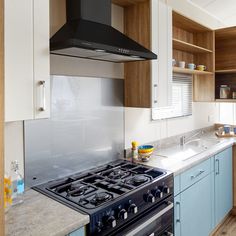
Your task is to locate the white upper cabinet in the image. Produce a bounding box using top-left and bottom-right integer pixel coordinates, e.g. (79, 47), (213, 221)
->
(151, 0), (172, 108)
(5, 0), (50, 122)
(33, 0), (50, 119)
(5, 0), (34, 122)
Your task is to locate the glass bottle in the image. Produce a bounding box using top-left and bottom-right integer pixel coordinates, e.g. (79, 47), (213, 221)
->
(11, 160), (24, 205)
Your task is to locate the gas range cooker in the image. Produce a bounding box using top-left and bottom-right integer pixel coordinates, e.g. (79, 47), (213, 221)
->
(34, 160), (174, 236)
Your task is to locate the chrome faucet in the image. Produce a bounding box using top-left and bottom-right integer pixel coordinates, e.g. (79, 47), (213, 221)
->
(180, 130), (204, 146)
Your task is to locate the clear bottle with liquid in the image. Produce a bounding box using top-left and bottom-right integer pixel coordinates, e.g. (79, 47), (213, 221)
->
(11, 160), (24, 205)
(131, 141), (139, 162)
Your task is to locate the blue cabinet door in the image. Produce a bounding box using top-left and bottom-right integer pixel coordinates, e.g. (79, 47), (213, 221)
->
(68, 227), (85, 236)
(215, 147), (233, 226)
(174, 194), (181, 236)
(181, 173), (213, 236)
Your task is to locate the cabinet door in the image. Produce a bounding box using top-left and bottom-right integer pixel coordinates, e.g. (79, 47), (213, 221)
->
(215, 147), (233, 226)
(5, 0), (34, 121)
(151, 0), (172, 108)
(68, 227), (85, 236)
(33, 0), (50, 119)
(181, 174), (213, 236)
(174, 194), (181, 236)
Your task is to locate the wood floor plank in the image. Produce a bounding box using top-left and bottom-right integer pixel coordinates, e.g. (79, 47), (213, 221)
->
(214, 215), (236, 236)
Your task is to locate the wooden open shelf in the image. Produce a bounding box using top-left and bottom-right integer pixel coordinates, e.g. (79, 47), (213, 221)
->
(173, 67), (213, 75)
(215, 69), (236, 74)
(173, 38), (213, 54)
(112, 0), (146, 6)
(172, 11), (211, 33)
(215, 99), (236, 103)
(173, 11), (215, 102)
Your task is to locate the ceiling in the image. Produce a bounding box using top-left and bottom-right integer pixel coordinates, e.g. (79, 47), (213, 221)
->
(189, 0), (236, 27)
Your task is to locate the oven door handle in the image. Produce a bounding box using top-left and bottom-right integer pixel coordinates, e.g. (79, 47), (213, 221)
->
(125, 202), (174, 236)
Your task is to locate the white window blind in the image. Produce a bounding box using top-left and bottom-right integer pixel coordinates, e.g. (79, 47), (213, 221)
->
(152, 74), (192, 120)
(172, 74), (192, 117)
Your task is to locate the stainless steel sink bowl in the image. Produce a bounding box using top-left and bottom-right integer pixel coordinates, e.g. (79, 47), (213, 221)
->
(185, 138), (221, 149)
(155, 137), (223, 162)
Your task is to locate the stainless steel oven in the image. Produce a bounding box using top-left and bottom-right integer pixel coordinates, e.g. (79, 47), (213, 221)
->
(112, 196), (174, 236)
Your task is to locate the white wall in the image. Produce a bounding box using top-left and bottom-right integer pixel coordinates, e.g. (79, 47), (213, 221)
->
(125, 102), (217, 148)
(216, 103), (236, 125)
(5, 122), (24, 177)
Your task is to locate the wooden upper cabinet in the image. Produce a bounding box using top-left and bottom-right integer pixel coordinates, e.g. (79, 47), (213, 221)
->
(123, 0), (151, 108)
(118, 0), (172, 108)
(215, 27), (236, 72)
(215, 27), (236, 101)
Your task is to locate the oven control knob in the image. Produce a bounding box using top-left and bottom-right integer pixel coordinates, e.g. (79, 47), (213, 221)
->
(147, 193), (155, 203)
(129, 203), (138, 214)
(153, 189), (163, 199)
(163, 186), (170, 194)
(107, 216), (116, 228)
(96, 221), (103, 233)
(119, 209), (128, 220)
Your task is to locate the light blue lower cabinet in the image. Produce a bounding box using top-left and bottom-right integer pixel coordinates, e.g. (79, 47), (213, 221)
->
(180, 173), (213, 236)
(68, 227), (85, 236)
(174, 173), (213, 236)
(174, 194), (181, 236)
(215, 147), (233, 226)
(174, 147), (233, 236)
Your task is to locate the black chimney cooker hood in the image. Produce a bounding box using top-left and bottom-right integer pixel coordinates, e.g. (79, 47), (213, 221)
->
(50, 0), (157, 63)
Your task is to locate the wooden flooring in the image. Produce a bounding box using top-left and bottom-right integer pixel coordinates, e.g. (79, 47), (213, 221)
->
(214, 215), (236, 236)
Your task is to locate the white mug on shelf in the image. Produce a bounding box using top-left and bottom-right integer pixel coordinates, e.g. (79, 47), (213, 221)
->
(178, 61), (185, 69)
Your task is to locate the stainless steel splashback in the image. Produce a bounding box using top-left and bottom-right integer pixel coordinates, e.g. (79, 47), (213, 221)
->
(24, 76), (124, 187)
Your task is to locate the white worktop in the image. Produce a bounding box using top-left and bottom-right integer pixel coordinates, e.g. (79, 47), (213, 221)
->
(138, 133), (235, 176)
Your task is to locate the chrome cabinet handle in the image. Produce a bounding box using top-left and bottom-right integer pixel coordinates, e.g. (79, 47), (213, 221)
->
(190, 170), (205, 180)
(216, 159), (220, 175)
(176, 201), (181, 223)
(125, 203), (173, 236)
(39, 81), (46, 112)
(153, 84), (158, 104)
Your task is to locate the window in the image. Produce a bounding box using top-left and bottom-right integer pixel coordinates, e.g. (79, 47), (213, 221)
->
(152, 74), (192, 120)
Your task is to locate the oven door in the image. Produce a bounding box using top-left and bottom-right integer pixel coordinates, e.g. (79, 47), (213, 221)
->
(113, 198), (174, 236)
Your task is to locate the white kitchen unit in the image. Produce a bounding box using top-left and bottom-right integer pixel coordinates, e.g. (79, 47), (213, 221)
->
(5, 0), (50, 122)
(151, 0), (172, 108)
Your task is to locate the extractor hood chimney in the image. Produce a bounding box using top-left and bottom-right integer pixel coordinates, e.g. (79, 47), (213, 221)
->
(50, 0), (157, 63)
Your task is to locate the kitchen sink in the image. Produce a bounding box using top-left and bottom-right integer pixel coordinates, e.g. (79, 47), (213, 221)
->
(155, 137), (224, 162)
(185, 138), (222, 149)
(156, 145), (206, 161)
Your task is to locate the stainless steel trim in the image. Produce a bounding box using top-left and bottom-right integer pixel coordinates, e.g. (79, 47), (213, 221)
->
(125, 202), (173, 236)
(154, 84), (158, 104)
(39, 81), (46, 111)
(191, 170), (205, 180)
(176, 201), (181, 223)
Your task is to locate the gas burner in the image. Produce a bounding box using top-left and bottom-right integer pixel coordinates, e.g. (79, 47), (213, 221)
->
(68, 183), (89, 197)
(90, 192), (113, 205)
(96, 192), (111, 201)
(107, 169), (128, 180)
(126, 175), (150, 187)
(133, 175), (149, 184)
